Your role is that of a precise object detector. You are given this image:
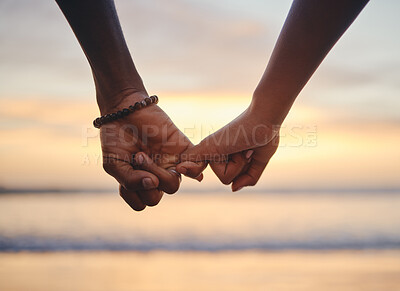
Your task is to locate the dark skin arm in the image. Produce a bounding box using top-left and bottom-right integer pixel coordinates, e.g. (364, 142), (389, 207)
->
(56, 0), (205, 211)
(182, 0), (369, 191)
(55, 0), (144, 112)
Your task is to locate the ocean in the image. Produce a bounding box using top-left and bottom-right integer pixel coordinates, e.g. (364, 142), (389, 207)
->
(1, 191), (399, 251)
(0, 191), (399, 290)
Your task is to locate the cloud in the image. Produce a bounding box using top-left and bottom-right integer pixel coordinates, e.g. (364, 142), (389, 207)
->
(0, 0), (275, 98)
(0, 96), (399, 189)
(1, 0), (400, 122)
(116, 0), (274, 93)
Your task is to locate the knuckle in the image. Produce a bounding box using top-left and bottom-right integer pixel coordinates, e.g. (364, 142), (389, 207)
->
(102, 163), (114, 175)
(247, 178), (258, 187)
(119, 189), (146, 212)
(164, 182), (180, 195)
(143, 192), (162, 207)
(219, 175), (233, 185)
(132, 204), (146, 212)
(146, 199), (160, 207)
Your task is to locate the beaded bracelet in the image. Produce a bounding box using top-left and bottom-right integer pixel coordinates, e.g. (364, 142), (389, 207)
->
(93, 95), (158, 128)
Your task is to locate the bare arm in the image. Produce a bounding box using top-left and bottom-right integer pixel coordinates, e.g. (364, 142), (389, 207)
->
(182, 0), (369, 191)
(55, 0), (146, 113)
(56, 0), (205, 210)
(252, 0), (369, 125)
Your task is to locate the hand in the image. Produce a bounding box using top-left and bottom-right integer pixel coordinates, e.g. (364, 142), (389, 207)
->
(100, 92), (205, 211)
(56, 0), (208, 210)
(180, 105), (279, 191)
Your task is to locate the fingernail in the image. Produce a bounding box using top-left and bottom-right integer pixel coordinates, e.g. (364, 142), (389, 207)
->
(233, 186), (244, 192)
(179, 167), (187, 175)
(245, 150), (254, 159)
(137, 154), (144, 165)
(142, 178), (155, 190)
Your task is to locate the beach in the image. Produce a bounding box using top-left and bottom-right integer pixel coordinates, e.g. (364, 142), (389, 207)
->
(1, 250), (400, 291)
(1, 191), (400, 290)
(1, 0), (400, 290)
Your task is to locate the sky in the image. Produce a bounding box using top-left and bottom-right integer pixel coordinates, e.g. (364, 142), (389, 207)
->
(0, 0), (399, 190)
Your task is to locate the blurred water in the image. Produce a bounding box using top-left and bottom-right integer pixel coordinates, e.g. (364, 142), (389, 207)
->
(0, 191), (399, 251)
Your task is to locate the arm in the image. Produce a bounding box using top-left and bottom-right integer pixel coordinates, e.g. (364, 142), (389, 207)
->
(55, 0), (146, 113)
(252, 0), (369, 125)
(182, 0), (369, 191)
(56, 0), (205, 210)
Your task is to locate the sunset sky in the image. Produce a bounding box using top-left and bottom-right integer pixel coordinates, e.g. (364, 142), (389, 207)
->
(0, 0), (399, 190)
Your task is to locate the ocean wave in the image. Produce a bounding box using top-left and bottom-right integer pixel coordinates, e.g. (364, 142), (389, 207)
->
(2, 193), (400, 252)
(1, 235), (399, 251)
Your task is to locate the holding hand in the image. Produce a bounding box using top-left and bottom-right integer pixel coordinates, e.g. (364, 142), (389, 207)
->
(180, 105), (279, 192)
(181, 0), (369, 191)
(56, 0), (205, 211)
(56, 0), (369, 209)
(100, 92), (205, 211)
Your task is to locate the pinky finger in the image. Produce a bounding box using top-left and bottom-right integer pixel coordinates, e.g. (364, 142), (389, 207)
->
(176, 161), (206, 182)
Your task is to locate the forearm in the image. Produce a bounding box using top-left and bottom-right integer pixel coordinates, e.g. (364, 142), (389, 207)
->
(55, 0), (146, 113)
(252, 0), (369, 125)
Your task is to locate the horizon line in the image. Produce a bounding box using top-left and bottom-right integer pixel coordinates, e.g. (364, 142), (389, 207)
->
(1, 186), (399, 195)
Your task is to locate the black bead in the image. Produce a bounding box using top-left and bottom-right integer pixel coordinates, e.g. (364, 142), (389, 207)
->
(94, 96), (160, 129)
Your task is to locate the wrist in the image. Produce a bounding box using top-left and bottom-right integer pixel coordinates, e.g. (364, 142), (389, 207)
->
(97, 88), (148, 115)
(250, 87), (293, 126)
